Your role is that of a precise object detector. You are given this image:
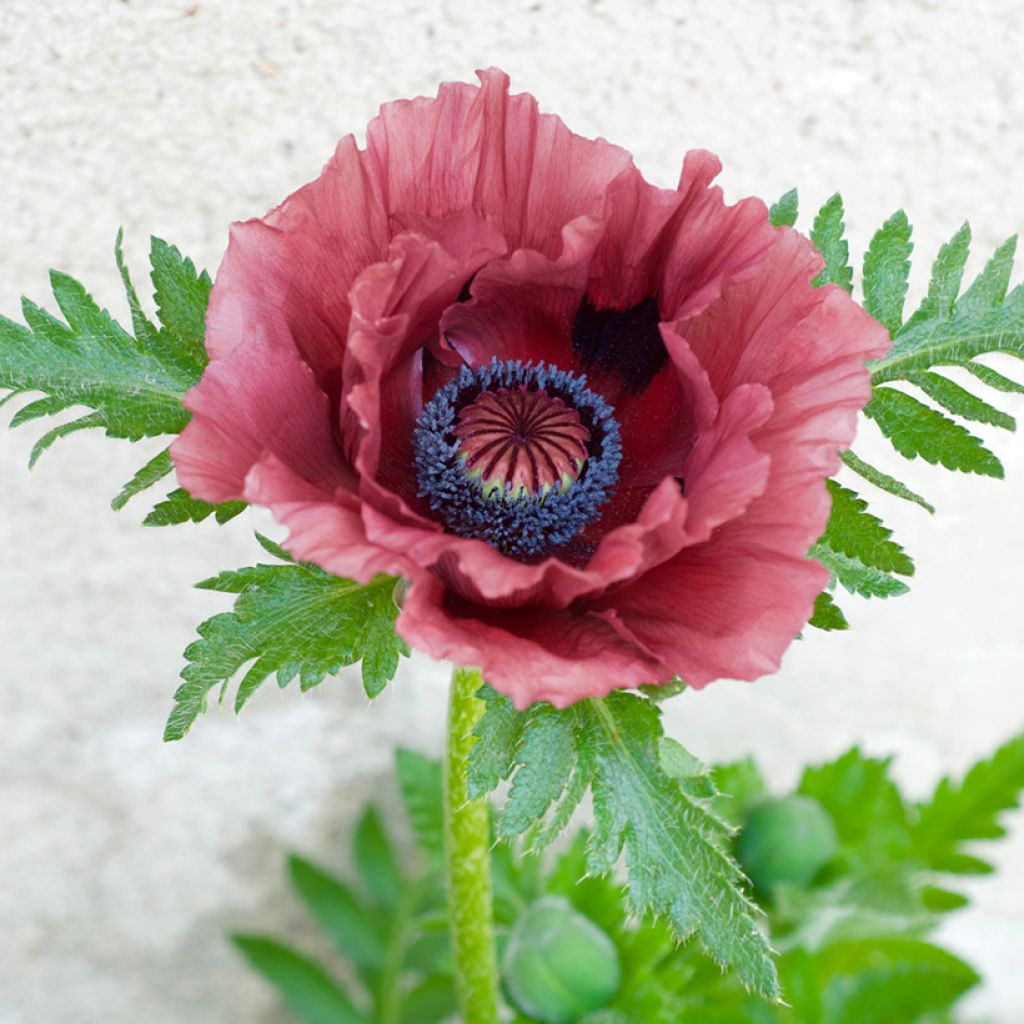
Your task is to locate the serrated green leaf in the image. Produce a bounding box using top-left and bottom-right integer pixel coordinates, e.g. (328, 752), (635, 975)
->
(925, 223), (971, 316)
(818, 939), (978, 1024)
(769, 189), (799, 228)
(150, 236), (211, 362)
(919, 886), (970, 913)
(903, 223), (971, 330)
(354, 805), (403, 909)
(144, 486), (246, 526)
(470, 690), (593, 853)
(29, 410), (106, 467)
(808, 590), (849, 631)
(810, 477), (909, 620)
(658, 736), (707, 782)
(839, 450), (934, 513)
(865, 387), (1003, 477)
(255, 530), (295, 562)
(964, 360), (1024, 394)
(904, 370), (1015, 430)
(862, 211), (913, 336)
(111, 447), (175, 511)
(929, 851), (994, 875)
(660, 737), (719, 802)
(115, 228), (160, 344)
(810, 544), (909, 599)
(873, 272), (1024, 386)
(499, 704), (578, 839)
(165, 543), (406, 740)
(799, 749), (912, 864)
(471, 689), (778, 997)
(865, 241), (1022, 482)
(0, 233), (250, 529)
(8, 394), (67, 428)
(911, 730), (1024, 878)
(585, 694), (778, 998)
(1, 237), (212, 515)
(811, 193), (853, 292)
(396, 749), (444, 862)
(821, 480), (914, 576)
(531, 741), (597, 851)
(231, 935), (367, 1024)
(288, 854), (384, 976)
(359, 602), (410, 699)
(467, 685), (527, 799)
(956, 235), (1017, 316)
(1, 268), (199, 447)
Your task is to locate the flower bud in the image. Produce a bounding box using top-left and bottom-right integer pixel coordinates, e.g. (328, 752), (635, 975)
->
(502, 895), (621, 1024)
(737, 794), (838, 890)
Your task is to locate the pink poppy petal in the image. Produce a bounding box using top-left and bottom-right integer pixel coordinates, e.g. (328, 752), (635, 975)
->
(206, 135), (390, 390)
(658, 150), (777, 323)
(341, 214), (507, 495)
(397, 573), (661, 709)
(243, 454), (413, 584)
(172, 340), (350, 504)
(366, 68), (637, 256)
(593, 536), (831, 689)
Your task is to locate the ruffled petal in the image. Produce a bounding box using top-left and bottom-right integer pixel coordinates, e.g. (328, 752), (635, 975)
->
(657, 150), (776, 323)
(353, 380), (771, 614)
(366, 68), (637, 256)
(342, 304), (772, 614)
(205, 135), (390, 390)
(439, 214), (604, 370)
(591, 535), (831, 688)
(681, 227), (890, 556)
(397, 573), (662, 708)
(243, 454), (413, 583)
(172, 340), (351, 504)
(341, 213), (508, 502)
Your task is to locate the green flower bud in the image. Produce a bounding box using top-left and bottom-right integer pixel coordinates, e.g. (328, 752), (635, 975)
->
(502, 896), (621, 1024)
(737, 794), (839, 890)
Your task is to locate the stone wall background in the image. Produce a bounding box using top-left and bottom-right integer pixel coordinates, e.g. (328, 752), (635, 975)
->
(1, 1), (1022, 1020)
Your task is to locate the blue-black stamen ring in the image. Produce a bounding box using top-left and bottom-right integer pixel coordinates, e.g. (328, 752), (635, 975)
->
(413, 358), (621, 560)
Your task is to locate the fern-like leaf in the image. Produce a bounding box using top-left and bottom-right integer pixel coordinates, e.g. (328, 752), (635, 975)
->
(469, 687), (779, 999)
(911, 730), (1024, 877)
(165, 534), (408, 740)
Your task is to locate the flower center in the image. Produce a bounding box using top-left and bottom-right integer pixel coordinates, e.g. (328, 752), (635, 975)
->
(413, 359), (621, 561)
(454, 387), (590, 500)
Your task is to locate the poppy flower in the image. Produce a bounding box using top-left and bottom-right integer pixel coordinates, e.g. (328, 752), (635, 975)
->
(172, 69), (888, 707)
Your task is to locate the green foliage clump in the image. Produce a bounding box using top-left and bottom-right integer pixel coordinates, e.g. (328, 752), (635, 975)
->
(240, 731), (1024, 1023)
(469, 688), (778, 999)
(771, 190), (1024, 630)
(234, 749), (455, 1024)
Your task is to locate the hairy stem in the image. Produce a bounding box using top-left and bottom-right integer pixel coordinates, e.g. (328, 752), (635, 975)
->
(444, 666), (500, 1024)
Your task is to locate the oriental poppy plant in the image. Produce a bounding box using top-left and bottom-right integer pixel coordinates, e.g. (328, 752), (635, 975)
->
(172, 68), (888, 707)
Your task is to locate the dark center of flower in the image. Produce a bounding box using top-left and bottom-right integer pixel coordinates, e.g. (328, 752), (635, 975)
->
(413, 359), (621, 561)
(453, 387), (590, 500)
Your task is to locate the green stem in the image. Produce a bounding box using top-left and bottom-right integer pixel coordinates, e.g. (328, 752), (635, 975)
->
(444, 666), (501, 1024)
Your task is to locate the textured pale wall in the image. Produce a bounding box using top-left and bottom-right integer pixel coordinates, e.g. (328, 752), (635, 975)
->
(1, 0), (1023, 1021)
